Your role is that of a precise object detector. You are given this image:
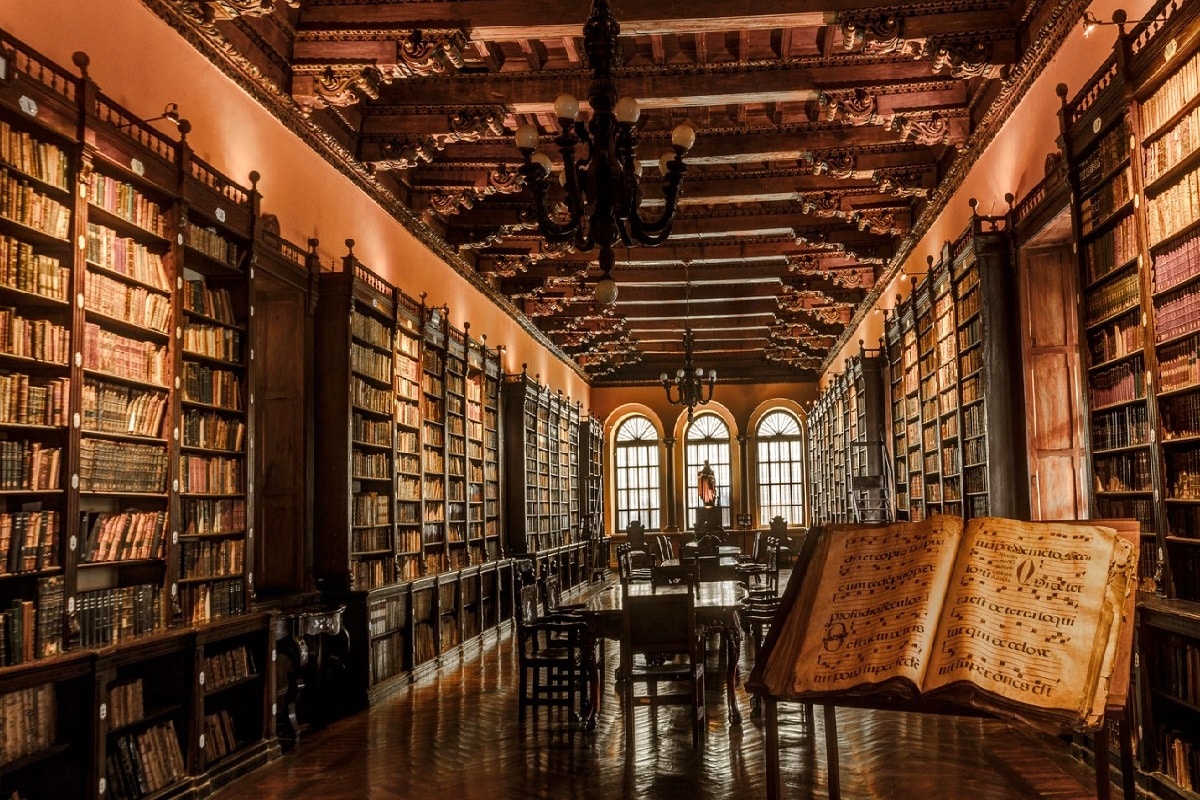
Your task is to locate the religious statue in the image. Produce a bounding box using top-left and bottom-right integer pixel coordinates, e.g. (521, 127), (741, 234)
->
(698, 460), (717, 507)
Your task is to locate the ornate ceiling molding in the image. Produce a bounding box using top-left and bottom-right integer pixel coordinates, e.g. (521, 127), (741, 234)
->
(196, 0), (297, 21)
(292, 63), (382, 115)
(928, 35), (999, 80)
(873, 165), (932, 197)
(396, 30), (467, 78)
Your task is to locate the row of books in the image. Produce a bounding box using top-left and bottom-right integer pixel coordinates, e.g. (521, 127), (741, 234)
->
(181, 497), (245, 537)
(1089, 356), (1146, 408)
(1088, 312), (1143, 365)
(180, 577), (244, 624)
(86, 174), (167, 237)
(178, 537), (244, 579)
(79, 510), (168, 563)
(86, 269), (172, 334)
(1077, 118), (1130, 196)
(203, 644), (257, 692)
(184, 223), (239, 268)
(1159, 335), (1199, 391)
(181, 363), (242, 410)
(351, 375), (391, 415)
(350, 308), (391, 352)
(1168, 506), (1200, 540)
(83, 323), (169, 386)
(1154, 281), (1200, 342)
(1092, 449), (1152, 492)
(0, 234), (68, 301)
(76, 583), (162, 648)
(351, 341), (392, 384)
(182, 280), (236, 327)
(351, 449), (391, 480)
(0, 168), (71, 240)
(1140, 47), (1200, 135)
(1152, 726), (1198, 794)
(1143, 103), (1199, 185)
(0, 122), (70, 192)
(1079, 166), (1132, 236)
(0, 307), (69, 365)
(0, 682), (54, 768)
(351, 558), (388, 591)
(106, 720), (186, 799)
(201, 709), (239, 766)
(1145, 166), (1200, 245)
(1091, 403), (1149, 451)
(351, 526), (390, 554)
(0, 511), (58, 574)
(178, 454), (244, 495)
(1154, 231), (1199, 294)
(108, 678), (145, 730)
(182, 324), (241, 363)
(0, 577), (63, 665)
(368, 592), (407, 637)
(0, 372), (68, 427)
(370, 632), (404, 685)
(1084, 214), (1138, 285)
(85, 224), (170, 292)
(78, 439), (168, 493)
(352, 412), (391, 446)
(1085, 268), (1140, 325)
(1162, 393), (1200, 440)
(351, 491), (390, 526)
(82, 380), (167, 438)
(0, 439), (60, 491)
(182, 409), (245, 452)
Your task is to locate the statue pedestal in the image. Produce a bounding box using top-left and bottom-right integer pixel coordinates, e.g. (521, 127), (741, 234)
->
(695, 505), (722, 536)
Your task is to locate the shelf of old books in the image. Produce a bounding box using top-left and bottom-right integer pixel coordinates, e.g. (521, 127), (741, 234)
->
(394, 294), (423, 583)
(175, 151), (255, 626)
(444, 326), (469, 571)
(419, 301), (448, 576)
(482, 346), (502, 559)
(1060, 3), (1200, 794)
(313, 247), (397, 593)
(464, 332), (486, 565)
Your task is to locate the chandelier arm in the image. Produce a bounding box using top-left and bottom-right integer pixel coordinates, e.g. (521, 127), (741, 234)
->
(626, 158), (687, 241)
(519, 161), (580, 242)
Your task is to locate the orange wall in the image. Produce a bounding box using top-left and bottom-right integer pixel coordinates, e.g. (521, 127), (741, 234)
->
(824, 0), (1154, 385)
(590, 382), (819, 436)
(0, 0), (589, 401)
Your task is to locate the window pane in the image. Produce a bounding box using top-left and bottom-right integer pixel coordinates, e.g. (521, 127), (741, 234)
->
(756, 409), (806, 526)
(612, 415), (661, 531)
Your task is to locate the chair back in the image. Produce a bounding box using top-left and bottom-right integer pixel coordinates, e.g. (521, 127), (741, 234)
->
(762, 536), (782, 593)
(648, 533), (674, 564)
(540, 567), (563, 615)
(769, 516), (788, 538)
(514, 582), (542, 630)
(696, 534), (722, 557)
(622, 584), (697, 658)
(627, 519), (647, 550)
(696, 556), (739, 583)
(651, 562), (696, 588)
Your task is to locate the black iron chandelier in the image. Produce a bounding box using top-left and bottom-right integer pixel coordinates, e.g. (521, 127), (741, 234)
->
(513, 0), (696, 305)
(661, 267), (716, 420)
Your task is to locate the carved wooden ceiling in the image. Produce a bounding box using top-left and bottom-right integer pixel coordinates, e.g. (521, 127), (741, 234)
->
(154, 0), (1077, 385)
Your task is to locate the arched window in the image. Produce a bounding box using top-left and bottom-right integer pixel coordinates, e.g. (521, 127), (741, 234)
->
(684, 412), (732, 531)
(755, 409), (806, 526)
(613, 415), (661, 530)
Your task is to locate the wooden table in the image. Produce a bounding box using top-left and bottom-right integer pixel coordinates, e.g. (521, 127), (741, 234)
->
(579, 580), (748, 727)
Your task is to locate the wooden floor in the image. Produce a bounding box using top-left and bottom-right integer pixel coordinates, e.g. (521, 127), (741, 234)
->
(211, 614), (1122, 800)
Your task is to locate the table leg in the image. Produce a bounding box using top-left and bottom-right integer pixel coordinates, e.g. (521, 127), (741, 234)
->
(724, 625), (742, 726)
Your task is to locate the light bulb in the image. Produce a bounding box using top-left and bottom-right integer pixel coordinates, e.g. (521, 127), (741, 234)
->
(531, 151), (553, 176)
(515, 124), (539, 150)
(708, 369), (717, 381)
(671, 121), (696, 151)
(695, 367), (704, 378)
(595, 275), (619, 305)
(676, 368), (685, 379)
(554, 93), (580, 122)
(615, 96), (640, 124)
(659, 373), (669, 382)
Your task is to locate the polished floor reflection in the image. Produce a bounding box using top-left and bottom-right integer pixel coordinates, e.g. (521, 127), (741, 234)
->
(212, 624), (1116, 800)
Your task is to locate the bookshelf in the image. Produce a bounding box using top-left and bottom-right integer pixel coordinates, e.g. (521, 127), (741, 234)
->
(445, 326), (468, 571)
(394, 294), (423, 583)
(176, 152), (255, 626)
(502, 367), (590, 589)
(808, 346), (886, 525)
(579, 414), (603, 539)
(314, 246), (397, 593)
(883, 217), (1029, 526)
(419, 301), (448, 577)
(1057, 2), (1200, 794)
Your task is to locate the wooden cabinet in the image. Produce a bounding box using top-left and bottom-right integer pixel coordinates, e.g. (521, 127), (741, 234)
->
(1059, 4), (1200, 794)
(883, 219), (1029, 523)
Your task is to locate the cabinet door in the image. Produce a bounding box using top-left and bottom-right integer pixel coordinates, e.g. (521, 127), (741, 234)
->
(1018, 241), (1088, 520)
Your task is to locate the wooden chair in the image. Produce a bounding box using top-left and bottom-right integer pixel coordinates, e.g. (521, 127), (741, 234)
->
(647, 533), (674, 565)
(626, 519), (647, 550)
(620, 583), (706, 749)
(616, 542), (652, 583)
(514, 578), (592, 725)
(651, 561), (695, 588)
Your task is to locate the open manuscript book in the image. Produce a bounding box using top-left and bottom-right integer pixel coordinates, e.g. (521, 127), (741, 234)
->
(759, 516), (1137, 732)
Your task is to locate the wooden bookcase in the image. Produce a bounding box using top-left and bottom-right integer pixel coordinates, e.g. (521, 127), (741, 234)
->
(808, 346), (885, 525)
(502, 367), (590, 589)
(1058, 3), (1200, 795)
(883, 218), (1029, 524)
(579, 414), (604, 538)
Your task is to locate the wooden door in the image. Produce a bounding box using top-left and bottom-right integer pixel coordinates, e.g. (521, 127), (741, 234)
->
(1017, 242), (1089, 520)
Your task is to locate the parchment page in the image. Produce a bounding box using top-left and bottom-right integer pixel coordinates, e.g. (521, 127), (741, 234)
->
(924, 518), (1128, 722)
(785, 516), (963, 696)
